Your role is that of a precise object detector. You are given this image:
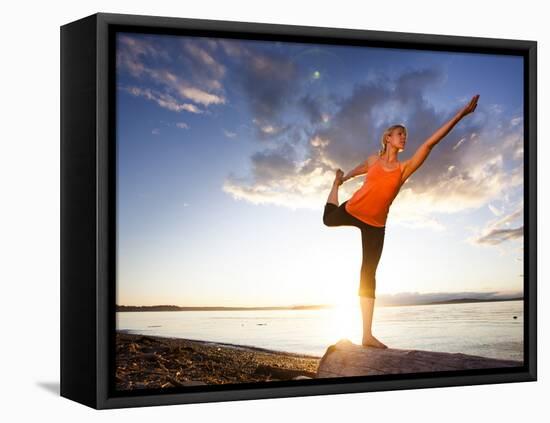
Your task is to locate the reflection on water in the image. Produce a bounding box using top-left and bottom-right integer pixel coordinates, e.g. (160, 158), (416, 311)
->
(117, 300), (523, 361)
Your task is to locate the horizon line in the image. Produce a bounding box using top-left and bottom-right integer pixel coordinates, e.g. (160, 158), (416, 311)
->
(117, 295), (524, 310)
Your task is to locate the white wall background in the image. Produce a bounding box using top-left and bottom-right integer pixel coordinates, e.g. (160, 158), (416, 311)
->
(2, 0), (545, 420)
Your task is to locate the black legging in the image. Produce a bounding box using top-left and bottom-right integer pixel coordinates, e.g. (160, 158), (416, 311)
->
(323, 201), (386, 298)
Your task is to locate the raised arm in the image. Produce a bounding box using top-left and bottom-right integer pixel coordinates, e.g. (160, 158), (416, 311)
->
(401, 94), (479, 184)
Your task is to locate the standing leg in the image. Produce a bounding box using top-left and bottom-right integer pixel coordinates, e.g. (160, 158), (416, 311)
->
(359, 226), (387, 348)
(360, 297), (387, 348)
(326, 169), (344, 206)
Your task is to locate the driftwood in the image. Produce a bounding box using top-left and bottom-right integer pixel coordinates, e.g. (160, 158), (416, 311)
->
(254, 364), (317, 379)
(316, 339), (522, 378)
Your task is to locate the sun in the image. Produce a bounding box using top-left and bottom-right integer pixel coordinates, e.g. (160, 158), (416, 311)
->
(324, 298), (363, 344)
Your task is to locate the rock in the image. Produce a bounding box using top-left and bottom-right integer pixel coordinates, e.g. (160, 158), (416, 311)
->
(316, 339), (522, 378)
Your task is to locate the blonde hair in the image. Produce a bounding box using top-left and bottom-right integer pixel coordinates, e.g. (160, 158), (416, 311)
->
(378, 124), (407, 156)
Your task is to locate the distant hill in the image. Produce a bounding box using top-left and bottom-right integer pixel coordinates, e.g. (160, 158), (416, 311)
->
(116, 304), (330, 312)
(377, 291), (524, 307)
(426, 297), (523, 306)
(117, 296), (524, 312)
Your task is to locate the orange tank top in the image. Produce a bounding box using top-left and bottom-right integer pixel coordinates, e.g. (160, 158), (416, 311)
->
(345, 158), (403, 227)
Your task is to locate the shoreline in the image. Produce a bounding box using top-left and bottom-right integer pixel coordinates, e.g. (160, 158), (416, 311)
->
(117, 330), (323, 359)
(115, 332), (321, 390)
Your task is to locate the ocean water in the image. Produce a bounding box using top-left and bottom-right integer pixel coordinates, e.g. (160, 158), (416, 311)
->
(117, 300), (524, 362)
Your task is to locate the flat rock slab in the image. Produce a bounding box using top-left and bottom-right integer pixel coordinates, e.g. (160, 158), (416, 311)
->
(316, 339), (522, 378)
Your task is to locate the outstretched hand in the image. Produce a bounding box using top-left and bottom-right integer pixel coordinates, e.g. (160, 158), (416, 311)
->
(459, 94), (480, 118)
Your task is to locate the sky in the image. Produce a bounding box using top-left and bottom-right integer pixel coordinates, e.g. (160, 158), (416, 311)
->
(115, 32), (524, 307)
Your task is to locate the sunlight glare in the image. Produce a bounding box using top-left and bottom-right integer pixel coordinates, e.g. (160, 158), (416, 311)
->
(325, 300), (362, 345)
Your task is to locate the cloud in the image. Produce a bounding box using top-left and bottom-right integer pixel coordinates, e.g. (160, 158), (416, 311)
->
(250, 143), (297, 184)
(223, 129), (237, 138)
(488, 204), (503, 216)
(182, 40), (226, 80)
(221, 42), (300, 140)
(223, 167), (334, 210)
(475, 227), (524, 245)
(452, 137), (466, 150)
(119, 86), (203, 113)
(300, 94), (325, 125)
(470, 202), (524, 246)
(224, 67), (524, 231)
(222, 141), (339, 209)
(489, 203), (524, 228)
(118, 36), (523, 235)
(390, 153), (523, 222)
(176, 86), (225, 106)
(176, 122), (189, 129)
(116, 34), (226, 111)
(252, 118), (291, 137)
(218, 39), (248, 58)
(116, 35), (171, 78)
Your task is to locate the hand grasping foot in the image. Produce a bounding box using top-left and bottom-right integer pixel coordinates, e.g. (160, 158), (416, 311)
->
(334, 169), (344, 186)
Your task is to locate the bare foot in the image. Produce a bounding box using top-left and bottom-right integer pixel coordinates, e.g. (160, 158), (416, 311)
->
(362, 335), (388, 349)
(334, 169), (344, 186)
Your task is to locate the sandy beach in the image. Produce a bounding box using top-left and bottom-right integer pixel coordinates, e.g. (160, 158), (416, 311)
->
(116, 332), (321, 390)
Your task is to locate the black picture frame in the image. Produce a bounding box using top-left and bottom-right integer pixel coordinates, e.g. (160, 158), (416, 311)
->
(60, 12), (537, 409)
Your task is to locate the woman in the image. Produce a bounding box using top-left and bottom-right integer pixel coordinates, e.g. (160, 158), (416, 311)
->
(323, 94), (480, 348)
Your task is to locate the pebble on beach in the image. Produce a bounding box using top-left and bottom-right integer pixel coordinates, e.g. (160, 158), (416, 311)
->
(116, 333), (320, 391)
